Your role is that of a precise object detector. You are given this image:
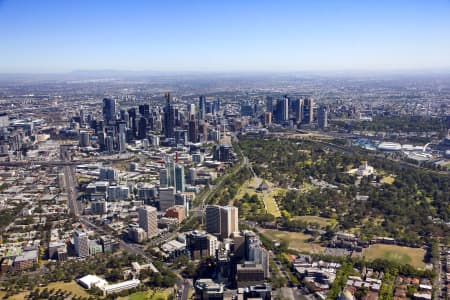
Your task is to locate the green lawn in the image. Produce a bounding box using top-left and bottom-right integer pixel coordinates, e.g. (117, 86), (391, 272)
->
(124, 288), (173, 300)
(292, 215), (336, 228)
(363, 244), (426, 269)
(262, 189), (283, 218)
(42, 281), (90, 298)
(261, 229), (325, 254)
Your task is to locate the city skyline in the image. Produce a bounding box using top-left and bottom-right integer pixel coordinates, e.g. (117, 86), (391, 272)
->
(1, 0), (450, 73)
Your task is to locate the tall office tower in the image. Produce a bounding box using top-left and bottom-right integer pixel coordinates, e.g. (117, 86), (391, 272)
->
(120, 109), (129, 125)
(139, 104), (150, 118)
(117, 121), (127, 151)
(118, 132), (126, 152)
(105, 135), (114, 153)
(205, 205), (221, 235)
(198, 120), (209, 142)
(214, 98), (221, 112)
(188, 103), (196, 117)
(303, 97), (314, 124)
(175, 129), (188, 145)
(276, 98), (289, 123)
(220, 206), (239, 239)
(199, 95), (206, 120)
(159, 168), (169, 187)
(188, 120), (198, 143)
(138, 205), (158, 238)
(175, 164), (185, 193)
(265, 96), (274, 113)
(79, 131), (90, 147)
(264, 112), (272, 126)
(102, 98), (117, 124)
(127, 107), (137, 134)
(163, 92), (176, 138)
(166, 159), (176, 187)
(294, 98), (304, 124)
(79, 108), (85, 126)
(73, 230), (89, 257)
(138, 117), (148, 139)
(318, 105), (328, 129)
(189, 168), (197, 185)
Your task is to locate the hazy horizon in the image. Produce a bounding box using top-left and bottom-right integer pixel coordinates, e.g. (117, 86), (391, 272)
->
(1, 0), (450, 73)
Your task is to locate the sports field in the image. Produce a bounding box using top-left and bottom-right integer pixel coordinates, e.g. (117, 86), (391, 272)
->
(363, 244), (426, 269)
(261, 229), (325, 254)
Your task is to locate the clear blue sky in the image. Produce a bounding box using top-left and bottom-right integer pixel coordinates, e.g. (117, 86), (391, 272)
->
(1, 0), (450, 73)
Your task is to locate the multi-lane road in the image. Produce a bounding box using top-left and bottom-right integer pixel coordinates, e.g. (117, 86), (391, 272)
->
(64, 165), (80, 217)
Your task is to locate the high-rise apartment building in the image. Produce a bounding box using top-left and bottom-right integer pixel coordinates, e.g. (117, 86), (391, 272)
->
(205, 205), (238, 240)
(138, 205), (158, 238)
(220, 206), (239, 239)
(73, 230), (89, 257)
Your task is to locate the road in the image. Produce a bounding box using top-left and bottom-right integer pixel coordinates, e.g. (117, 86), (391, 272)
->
(200, 155), (249, 209)
(79, 216), (152, 261)
(434, 245), (447, 300)
(176, 279), (192, 300)
(64, 165), (80, 217)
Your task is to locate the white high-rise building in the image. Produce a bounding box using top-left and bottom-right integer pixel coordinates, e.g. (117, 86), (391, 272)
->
(220, 206), (239, 239)
(205, 205), (239, 240)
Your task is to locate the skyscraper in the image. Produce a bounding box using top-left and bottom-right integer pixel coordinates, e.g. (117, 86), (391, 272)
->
(294, 98), (304, 124)
(318, 105), (328, 129)
(205, 205), (239, 240)
(199, 95), (206, 120)
(205, 205), (221, 235)
(138, 104), (150, 118)
(220, 206), (239, 239)
(102, 98), (117, 124)
(175, 164), (185, 193)
(303, 97), (314, 124)
(188, 119), (198, 143)
(265, 96), (274, 113)
(138, 205), (158, 238)
(73, 230), (89, 257)
(276, 97), (289, 123)
(163, 92), (176, 138)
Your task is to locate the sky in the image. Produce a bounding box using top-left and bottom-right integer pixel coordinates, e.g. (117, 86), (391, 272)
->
(1, 0), (450, 73)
